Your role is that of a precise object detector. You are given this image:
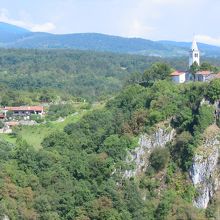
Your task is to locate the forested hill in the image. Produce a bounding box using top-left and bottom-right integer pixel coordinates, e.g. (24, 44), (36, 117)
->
(1, 77), (220, 219)
(0, 49), (160, 101)
(0, 48), (220, 101)
(1, 22), (220, 57)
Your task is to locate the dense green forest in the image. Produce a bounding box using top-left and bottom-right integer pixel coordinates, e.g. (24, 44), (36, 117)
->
(0, 49), (220, 102)
(0, 57), (220, 219)
(0, 48), (220, 219)
(0, 49), (158, 101)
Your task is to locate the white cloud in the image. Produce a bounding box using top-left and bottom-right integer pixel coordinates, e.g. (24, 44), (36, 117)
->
(125, 19), (156, 38)
(0, 8), (56, 32)
(119, 0), (190, 39)
(31, 22), (56, 32)
(195, 35), (220, 46)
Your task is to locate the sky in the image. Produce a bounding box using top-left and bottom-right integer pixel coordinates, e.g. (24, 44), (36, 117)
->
(0, 0), (220, 45)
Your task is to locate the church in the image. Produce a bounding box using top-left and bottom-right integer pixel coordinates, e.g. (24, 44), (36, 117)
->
(171, 39), (216, 83)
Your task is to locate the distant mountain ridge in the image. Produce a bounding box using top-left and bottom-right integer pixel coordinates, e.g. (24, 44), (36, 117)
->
(0, 22), (220, 57)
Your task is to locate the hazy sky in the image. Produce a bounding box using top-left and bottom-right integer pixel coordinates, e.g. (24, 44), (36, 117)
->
(0, 0), (219, 45)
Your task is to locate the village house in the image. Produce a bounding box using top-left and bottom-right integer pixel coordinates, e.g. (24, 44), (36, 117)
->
(170, 71), (186, 83)
(194, 71), (212, 82)
(0, 106), (44, 118)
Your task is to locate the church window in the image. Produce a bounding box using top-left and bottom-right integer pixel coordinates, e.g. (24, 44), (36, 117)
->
(195, 53), (198, 58)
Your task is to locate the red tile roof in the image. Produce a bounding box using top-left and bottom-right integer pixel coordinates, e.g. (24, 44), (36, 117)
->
(1, 106), (44, 112)
(171, 71), (185, 76)
(195, 71), (212, 75)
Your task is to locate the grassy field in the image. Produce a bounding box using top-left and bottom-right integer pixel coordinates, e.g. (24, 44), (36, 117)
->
(0, 102), (105, 149)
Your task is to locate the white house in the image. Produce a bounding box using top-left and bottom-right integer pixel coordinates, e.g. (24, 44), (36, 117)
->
(194, 71), (212, 82)
(171, 71), (186, 83)
(0, 106), (44, 117)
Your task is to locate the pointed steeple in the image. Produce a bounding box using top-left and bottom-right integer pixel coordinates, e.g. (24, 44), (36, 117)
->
(189, 37), (200, 68)
(191, 38), (198, 51)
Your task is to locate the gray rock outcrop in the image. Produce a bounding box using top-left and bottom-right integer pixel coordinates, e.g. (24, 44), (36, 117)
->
(124, 123), (175, 178)
(189, 125), (220, 209)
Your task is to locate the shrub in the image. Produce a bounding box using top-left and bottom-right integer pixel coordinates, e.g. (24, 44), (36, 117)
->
(149, 148), (170, 172)
(194, 104), (215, 137)
(30, 114), (44, 123)
(0, 121), (4, 129)
(47, 104), (75, 121)
(206, 79), (220, 103)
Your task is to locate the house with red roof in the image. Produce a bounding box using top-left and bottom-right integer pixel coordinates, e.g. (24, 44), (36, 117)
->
(171, 71), (186, 83)
(194, 71), (212, 82)
(0, 106), (44, 117)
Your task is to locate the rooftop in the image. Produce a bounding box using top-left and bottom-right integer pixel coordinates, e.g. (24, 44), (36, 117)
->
(195, 71), (212, 75)
(170, 71), (185, 76)
(1, 106), (44, 112)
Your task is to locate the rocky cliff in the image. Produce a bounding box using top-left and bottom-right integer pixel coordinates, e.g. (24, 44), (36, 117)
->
(189, 125), (220, 209)
(123, 119), (220, 210)
(124, 122), (175, 178)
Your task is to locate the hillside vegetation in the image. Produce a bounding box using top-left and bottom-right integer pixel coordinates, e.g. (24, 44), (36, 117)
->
(0, 49), (160, 101)
(0, 56), (220, 219)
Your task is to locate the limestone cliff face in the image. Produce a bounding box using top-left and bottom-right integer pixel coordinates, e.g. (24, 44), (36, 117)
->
(124, 123), (175, 178)
(189, 125), (220, 209)
(2, 215), (9, 220)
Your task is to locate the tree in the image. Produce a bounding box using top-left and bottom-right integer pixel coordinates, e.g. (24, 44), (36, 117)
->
(142, 63), (172, 86)
(0, 120), (4, 129)
(206, 79), (220, 103)
(194, 104), (215, 137)
(189, 62), (200, 74)
(100, 135), (130, 162)
(200, 62), (219, 73)
(172, 131), (195, 170)
(149, 148), (170, 172)
(155, 190), (176, 220)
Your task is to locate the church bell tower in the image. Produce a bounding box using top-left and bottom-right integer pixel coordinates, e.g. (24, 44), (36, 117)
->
(189, 38), (200, 68)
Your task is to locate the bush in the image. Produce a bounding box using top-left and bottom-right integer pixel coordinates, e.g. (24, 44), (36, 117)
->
(194, 104), (215, 137)
(47, 104), (75, 121)
(149, 148), (170, 172)
(172, 132), (195, 171)
(30, 114), (44, 123)
(0, 120), (4, 129)
(206, 79), (220, 103)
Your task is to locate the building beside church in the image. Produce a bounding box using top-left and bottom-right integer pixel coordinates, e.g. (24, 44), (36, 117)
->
(194, 71), (212, 82)
(170, 71), (186, 83)
(171, 38), (217, 84)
